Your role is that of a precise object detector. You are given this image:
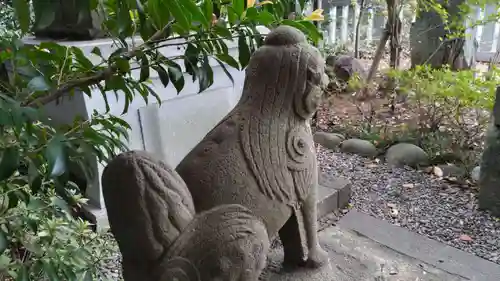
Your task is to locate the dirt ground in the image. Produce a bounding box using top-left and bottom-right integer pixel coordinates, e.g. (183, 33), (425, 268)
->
(315, 54), (491, 133)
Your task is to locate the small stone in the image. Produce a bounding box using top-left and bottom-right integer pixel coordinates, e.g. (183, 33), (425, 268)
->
(390, 208), (399, 218)
(402, 183), (415, 189)
(434, 164), (466, 179)
(471, 166), (480, 182)
(340, 139), (377, 158)
(313, 131), (344, 150)
(386, 143), (429, 168)
(459, 234), (473, 242)
(387, 203), (397, 208)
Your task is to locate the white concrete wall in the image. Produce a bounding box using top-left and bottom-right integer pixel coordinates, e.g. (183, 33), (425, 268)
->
(27, 36), (247, 229)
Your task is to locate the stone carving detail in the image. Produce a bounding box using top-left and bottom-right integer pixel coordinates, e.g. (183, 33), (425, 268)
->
(102, 151), (270, 281)
(176, 25), (329, 268)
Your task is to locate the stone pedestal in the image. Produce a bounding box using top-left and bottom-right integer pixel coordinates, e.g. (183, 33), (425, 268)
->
(478, 87), (500, 216)
(410, 0), (477, 69)
(32, 0), (105, 40)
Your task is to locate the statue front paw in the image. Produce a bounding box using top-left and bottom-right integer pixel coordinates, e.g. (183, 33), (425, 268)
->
(305, 246), (329, 268)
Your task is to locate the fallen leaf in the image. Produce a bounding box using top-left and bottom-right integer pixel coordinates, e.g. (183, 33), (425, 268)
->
(459, 234), (473, 242)
(367, 163), (378, 168)
(402, 183), (414, 188)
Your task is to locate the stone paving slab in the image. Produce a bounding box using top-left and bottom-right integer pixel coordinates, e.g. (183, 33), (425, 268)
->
(338, 211), (500, 281)
(261, 225), (467, 281)
(317, 174), (351, 218)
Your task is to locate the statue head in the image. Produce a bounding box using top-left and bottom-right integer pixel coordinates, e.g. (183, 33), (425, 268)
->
(240, 25), (326, 120)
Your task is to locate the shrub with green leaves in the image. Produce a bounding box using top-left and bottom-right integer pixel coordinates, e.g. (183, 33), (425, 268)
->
(337, 65), (499, 168)
(0, 0), (324, 280)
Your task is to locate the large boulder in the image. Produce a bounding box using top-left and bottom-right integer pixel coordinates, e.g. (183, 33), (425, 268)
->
(385, 143), (429, 168)
(340, 139), (377, 158)
(325, 55), (367, 83)
(313, 132), (345, 150)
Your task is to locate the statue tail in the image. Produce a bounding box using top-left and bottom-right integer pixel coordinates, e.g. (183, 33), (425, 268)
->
(102, 150), (270, 281)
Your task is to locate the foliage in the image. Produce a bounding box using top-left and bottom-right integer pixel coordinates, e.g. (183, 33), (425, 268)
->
(335, 65), (499, 169)
(0, 0), (326, 280)
(0, 1), (22, 38)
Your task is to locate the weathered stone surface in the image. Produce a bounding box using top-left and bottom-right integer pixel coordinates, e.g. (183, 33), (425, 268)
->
(340, 139), (377, 158)
(261, 224), (470, 281)
(163, 204), (270, 281)
(33, 0), (104, 40)
(325, 55), (367, 82)
(410, 0), (476, 70)
(176, 25), (329, 269)
(386, 143), (429, 168)
(316, 174), (351, 218)
(313, 131), (344, 150)
(479, 124), (500, 216)
(471, 166), (481, 182)
(102, 151), (269, 281)
(479, 87), (500, 215)
(433, 164), (466, 179)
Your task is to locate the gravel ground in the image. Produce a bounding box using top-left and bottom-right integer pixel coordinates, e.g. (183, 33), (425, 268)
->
(317, 146), (500, 264)
(99, 146), (500, 279)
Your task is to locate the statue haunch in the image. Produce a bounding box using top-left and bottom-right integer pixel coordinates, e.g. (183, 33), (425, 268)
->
(176, 25), (329, 268)
(102, 151), (270, 281)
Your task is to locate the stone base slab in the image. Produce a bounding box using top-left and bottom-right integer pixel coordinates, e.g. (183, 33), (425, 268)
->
(84, 172), (352, 232)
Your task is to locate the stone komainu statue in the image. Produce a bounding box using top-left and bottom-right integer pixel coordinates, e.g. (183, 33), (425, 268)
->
(176, 25), (328, 268)
(102, 25), (328, 281)
(102, 151), (270, 281)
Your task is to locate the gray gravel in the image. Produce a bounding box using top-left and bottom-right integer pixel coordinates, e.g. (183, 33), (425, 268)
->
(317, 147), (500, 264)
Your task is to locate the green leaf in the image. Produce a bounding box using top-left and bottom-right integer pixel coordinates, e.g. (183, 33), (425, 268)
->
(71, 47), (94, 70)
(45, 135), (67, 178)
(215, 58), (234, 85)
(216, 54), (240, 70)
(0, 230), (7, 256)
(43, 261), (59, 281)
(181, 0), (208, 28)
(16, 265), (29, 281)
(139, 55), (150, 82)
(257, 11), (275, 25)
(232, 0), (244, 18)
(199, 56), (214, 93)
(167, 62), (185, 94)
(153, 65), (170, 88)
(91, 46), (103, 58)
(297, 20), (323, 44)
(213, 25), (233, 38)
(0, 147), (20, 182)
(166, 0), (191, 32)
(27, 76), (50, 92)
(13, 0), (30, 33)
(203, 0), (214, 26)
(238, 32), (251, 68)
(245, 7), (258, 20)
(115, 57), (131, 73)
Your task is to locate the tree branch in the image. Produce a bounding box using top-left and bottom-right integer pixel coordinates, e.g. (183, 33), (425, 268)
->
(24, 20), (176, 108)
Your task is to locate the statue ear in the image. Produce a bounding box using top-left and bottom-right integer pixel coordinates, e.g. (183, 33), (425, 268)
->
(301, 66), (324, 119)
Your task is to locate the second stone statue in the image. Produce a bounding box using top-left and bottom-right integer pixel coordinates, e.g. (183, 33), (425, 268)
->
(176, 25), (329, 269)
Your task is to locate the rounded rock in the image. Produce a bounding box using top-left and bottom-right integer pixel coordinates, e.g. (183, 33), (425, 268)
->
(313, 132), (345, 150)
(471, 166), (481, 182)
(340, 139), (377, 158)
(386, 143), (429, 168)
